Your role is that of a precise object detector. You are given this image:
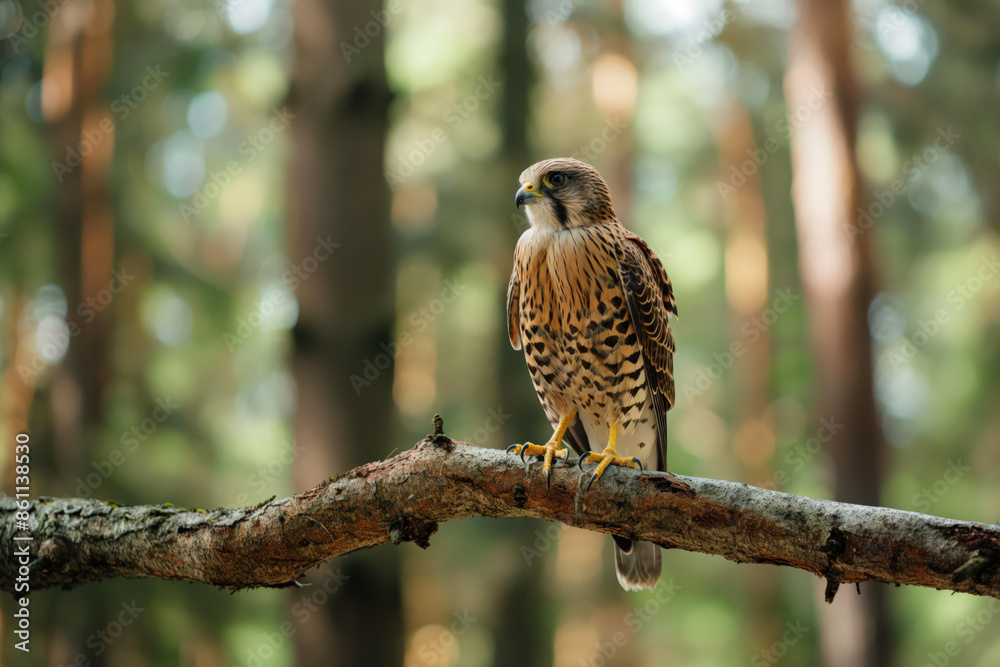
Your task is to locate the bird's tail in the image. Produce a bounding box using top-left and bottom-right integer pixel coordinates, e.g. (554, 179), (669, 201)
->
(613, 536), (661, 591)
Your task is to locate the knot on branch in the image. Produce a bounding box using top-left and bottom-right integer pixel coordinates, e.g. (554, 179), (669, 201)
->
(428, 414), (454, 451)
(936, 524), (1000, 588)
(823, 579), (840, 603)
(389, 515), (438, 549)
(34, 536), (73, 579)
(953, 550), (997, 585)
(821, 524), (849, 603)
(513, 484), (527, 508)
(821, 525), (848, 561)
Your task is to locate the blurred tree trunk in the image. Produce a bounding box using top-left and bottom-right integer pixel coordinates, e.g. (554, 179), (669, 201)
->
(495, 0), (539, 446)
(593, 28), (635, 227)
(48, 0), (116, 476)
(287, 0), (401, 664)
(37, 1), (117, 664)
(784, 1), (892, 666)
(493, 3), (552, 666)
(713, 98), (780, 656)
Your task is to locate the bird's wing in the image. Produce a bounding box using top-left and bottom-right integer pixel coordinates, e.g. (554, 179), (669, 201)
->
(506, 265), (521, 350)
(617, 231), (677, 470)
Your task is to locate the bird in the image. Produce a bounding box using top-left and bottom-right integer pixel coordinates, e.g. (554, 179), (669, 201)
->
(505, 157), (677, 591)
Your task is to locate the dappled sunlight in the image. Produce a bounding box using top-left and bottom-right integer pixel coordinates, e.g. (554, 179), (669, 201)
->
(592, 51), (637, 118)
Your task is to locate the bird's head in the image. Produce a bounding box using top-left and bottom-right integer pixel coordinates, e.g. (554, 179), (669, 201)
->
(515, 158), (617, 230)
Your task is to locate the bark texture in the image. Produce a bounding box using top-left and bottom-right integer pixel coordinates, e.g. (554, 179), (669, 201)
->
(3, 437), (998, 599)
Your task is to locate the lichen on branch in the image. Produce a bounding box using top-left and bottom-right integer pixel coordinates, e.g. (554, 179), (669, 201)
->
(1, 437), (998, 599)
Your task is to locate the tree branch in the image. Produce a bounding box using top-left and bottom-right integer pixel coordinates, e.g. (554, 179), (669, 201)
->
(3, 435), (998, 599)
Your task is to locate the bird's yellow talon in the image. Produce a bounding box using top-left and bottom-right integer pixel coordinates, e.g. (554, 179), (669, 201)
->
(580, 450), (641, 488)
(578, 424), (639, 491)
(513, 442), (567, 462)
(508, 410), (577, 491)
(508, 441), (568, 489)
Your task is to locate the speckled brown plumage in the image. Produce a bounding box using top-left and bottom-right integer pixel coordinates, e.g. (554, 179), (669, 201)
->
(506, 157), (678, 591)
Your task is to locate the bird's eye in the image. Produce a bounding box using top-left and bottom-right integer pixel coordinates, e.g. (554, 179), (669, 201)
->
(544, 172), (568, 189)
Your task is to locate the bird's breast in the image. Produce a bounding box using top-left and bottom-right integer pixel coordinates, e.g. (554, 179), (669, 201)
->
(515, 226), (648, 430)
(517, 229), (613, 343)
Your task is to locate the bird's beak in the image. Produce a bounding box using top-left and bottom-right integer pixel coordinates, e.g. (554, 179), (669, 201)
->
(515, 183), (542, 209)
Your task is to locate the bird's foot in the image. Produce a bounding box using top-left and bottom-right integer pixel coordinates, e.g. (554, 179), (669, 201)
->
(577, 447), (643, 491)
(505, 441), (570, 491)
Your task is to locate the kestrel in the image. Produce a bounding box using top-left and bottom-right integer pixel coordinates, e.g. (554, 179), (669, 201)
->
(505, 157), (677, 591)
